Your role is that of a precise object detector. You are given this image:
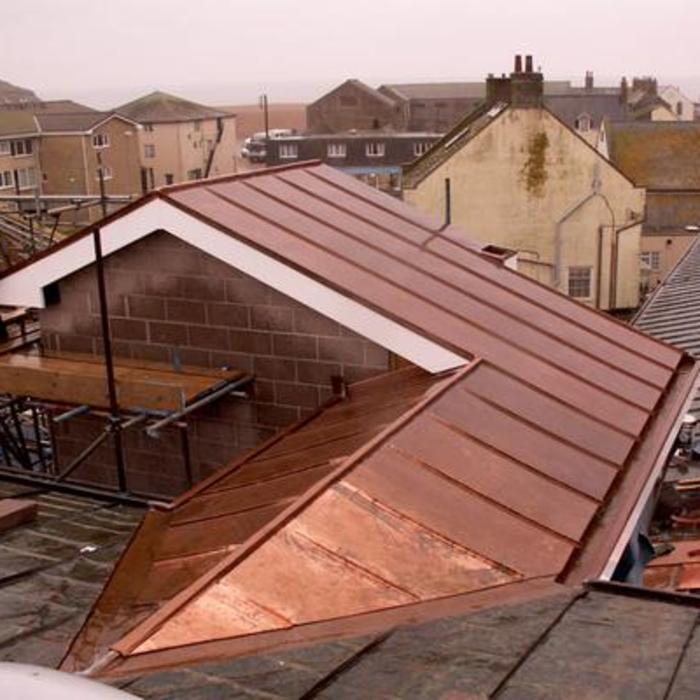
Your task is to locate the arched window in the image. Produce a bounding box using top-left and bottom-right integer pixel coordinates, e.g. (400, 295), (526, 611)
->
(575, 114), (592, 132)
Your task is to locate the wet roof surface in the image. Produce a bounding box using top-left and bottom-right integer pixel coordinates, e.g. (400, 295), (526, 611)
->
(606, 121), (700, 189)
(634, 237), (700, 417)
(112, 586), (700, 699)
(0, 482), (142, 668)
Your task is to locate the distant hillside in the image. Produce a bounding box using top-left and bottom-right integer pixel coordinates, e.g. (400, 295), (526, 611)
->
(0, 79), (40, 105)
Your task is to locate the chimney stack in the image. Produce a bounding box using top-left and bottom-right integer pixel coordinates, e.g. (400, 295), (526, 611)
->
(514, 55), (523, 73)
(585, 71), (594, 90)
(510, 54), (543, 107)
(525, 55), (533, 73)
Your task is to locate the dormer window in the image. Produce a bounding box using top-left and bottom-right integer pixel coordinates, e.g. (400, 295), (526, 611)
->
(575, 114), (592, 132)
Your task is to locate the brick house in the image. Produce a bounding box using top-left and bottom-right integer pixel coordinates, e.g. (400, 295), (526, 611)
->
(306, 79), (405, 133)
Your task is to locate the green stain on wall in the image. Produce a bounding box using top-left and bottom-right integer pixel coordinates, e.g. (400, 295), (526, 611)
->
(521, 132), (549, 197)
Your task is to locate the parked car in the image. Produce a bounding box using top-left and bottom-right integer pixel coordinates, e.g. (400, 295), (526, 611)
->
(241, 129), (296, 162)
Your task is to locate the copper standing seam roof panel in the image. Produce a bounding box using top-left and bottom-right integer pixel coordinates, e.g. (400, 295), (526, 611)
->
(165, 165), (678, 422)
(106, 361), (602, 656)
(63, 367), (445, 672)
(66, 354), (700, 679)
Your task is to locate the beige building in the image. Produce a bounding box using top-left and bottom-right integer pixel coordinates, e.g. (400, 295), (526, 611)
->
(36, 111), (141, 217)
(403, 58), (645, 311)
(115, 91), (237, 189)
(0, 106), (141, 223)
(0, 111), (41, 204)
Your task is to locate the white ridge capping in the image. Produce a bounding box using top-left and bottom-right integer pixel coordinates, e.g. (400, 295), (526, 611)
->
(0, 197), (468, 374)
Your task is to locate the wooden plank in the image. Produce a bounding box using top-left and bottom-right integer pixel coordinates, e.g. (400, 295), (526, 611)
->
(0, 498), (37, 533)
(0, 352), (245, 411)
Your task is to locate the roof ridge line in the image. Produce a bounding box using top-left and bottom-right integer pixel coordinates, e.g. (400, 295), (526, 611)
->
(158, 160), (324, 195)
(109, 362), (476, 659)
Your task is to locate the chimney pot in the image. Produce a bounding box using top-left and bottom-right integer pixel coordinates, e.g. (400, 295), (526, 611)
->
(525, 55), (533, 72)
(514, 55), (523, 73)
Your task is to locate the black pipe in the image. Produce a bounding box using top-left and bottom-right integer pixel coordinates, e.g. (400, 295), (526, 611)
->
(179, 424), (193, 488)
(444, 177), (451, 228)
(93, 227), (127, 491)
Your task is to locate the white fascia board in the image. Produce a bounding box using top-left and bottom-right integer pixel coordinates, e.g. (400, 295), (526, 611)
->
(0, 199), (467, 373)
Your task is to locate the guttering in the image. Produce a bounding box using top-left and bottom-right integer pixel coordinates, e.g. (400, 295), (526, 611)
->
(599, 363), (700, 580)
(609, 215), (644, 309)
(553, 191), (598, 287)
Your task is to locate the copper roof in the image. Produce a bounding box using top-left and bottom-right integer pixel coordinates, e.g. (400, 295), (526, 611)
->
(0, 161), (694, 676)
(66, 345), (697, 676)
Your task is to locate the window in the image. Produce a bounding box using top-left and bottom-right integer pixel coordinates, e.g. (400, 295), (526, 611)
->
(0, 141), (10, 156)
(365, 142), (385, 158)
(144, 124), (154, 132)
(95, 165), (113, 181)
(575, 114), (591, 132)
(413, 142), (431, 157)
(0, 171), (13, 189)
(279, 143), (298, 159)
(187, 168), (202, 180)
(144, 144), (156, 158)
(165, 173), (174, 185)
(327, 143), (347, 158)
(92, 133), (110, 148)
(11, 139), (33, 156)
(568, 266), (592, 298)
(640, 251), (661, 271)
(15, 167), (36, 188)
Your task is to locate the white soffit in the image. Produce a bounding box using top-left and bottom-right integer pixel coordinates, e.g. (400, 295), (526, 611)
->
(0, 198), (468, 373)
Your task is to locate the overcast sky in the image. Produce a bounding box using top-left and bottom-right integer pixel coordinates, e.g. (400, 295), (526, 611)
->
(5, 0), (700, 108)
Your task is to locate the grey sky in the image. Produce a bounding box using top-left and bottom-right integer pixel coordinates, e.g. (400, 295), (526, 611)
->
(6, 0), (700, 108)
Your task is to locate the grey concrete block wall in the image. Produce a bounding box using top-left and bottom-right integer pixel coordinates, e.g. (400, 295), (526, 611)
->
(41, 231), (391, 496)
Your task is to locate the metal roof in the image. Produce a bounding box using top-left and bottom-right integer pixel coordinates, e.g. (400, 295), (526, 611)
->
(634, 237), (700, 416)
(66, 347), (696, 675)
(0, 161), (694, 677)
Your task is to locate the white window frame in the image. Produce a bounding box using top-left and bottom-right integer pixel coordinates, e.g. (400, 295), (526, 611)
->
(365, 142), (385, 158)
(327, 143), (347, 158)
(144, 124), (154, 132)
(92, 133), (110, 149)
(279, 143), (299, 160)
(575, 114), (592, 132)
(413, 142), (431, 157)
(0, 141), (11, 156)
(640, 251), (661, 271)
(95, 165), (113, 181)
(0, 170), (13, 189)
(568, 266), (592, 299)
(12, 139), (33, 157)
(16, 167), (36, 189)
(144, 144), (156, 159)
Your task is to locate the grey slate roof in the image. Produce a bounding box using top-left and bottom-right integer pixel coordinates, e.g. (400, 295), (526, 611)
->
(34, 111), (127, 133)
(544, 93), (627, 130)
(605, 121), (700, 189)
(116, 585), (700, 699)
(0, 481), (142, 668)
(380, 80), (573, 101)
(634, 237), (700, 416)
(115, 91), (233, 124)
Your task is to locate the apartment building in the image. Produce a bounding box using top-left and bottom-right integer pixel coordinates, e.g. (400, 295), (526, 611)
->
(115, 91), (237, 189)
(0, 111), (41, 205)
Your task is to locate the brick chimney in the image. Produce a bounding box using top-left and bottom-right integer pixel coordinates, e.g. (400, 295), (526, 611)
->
(585, 71), (594, 90)
(486, 72), (512, 103)
(510, 54), (543, 107)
